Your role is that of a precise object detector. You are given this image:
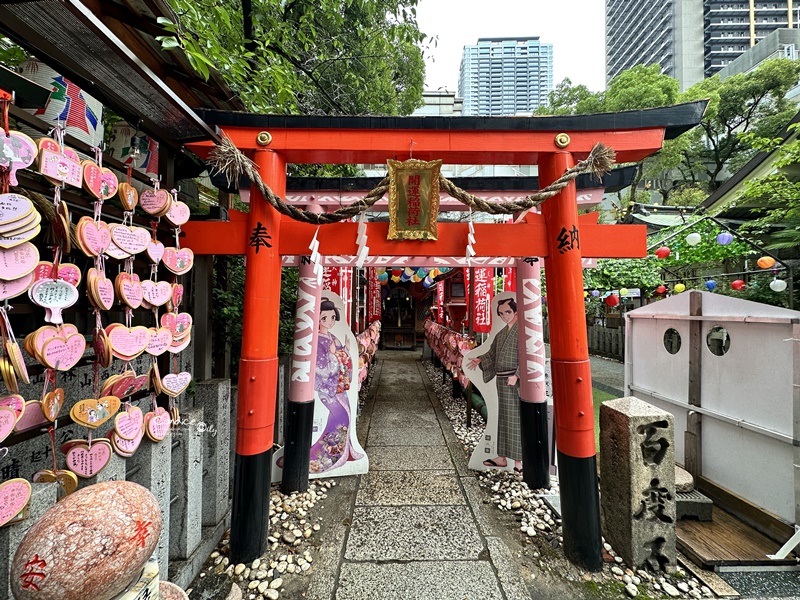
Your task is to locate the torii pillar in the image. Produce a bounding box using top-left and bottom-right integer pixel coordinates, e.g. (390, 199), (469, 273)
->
(229, 149), (285, 562)
(540, 149), (603, 569)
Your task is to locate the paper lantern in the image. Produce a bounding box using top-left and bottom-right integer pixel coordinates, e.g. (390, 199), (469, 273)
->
(423, 276), (434, 288)
(770, 279), (788, 292)
(685, 232), (702, 246)
(376, 267), (386, 274)
(656, 285), (667, 294)
(378, 272), (388, 283)
(392, 268), (402, 277)
(412, 274), (421, 282)
(404, 267), (414, 276)
(673, 283), (686, 293)
(417, 268), (427, 278)
(716, 232), (734, 246)
(705, 280), (717, 291)
(605, 294), (620, 307)
(591, 290), (600, 297)
(584, 291), (589, 298)
(731, 279), (746, 291)
(757, 256), (776, 269)
(391, 275), (401, 283)
(619, 288), (629, 296)
(655, 246), (671, 259)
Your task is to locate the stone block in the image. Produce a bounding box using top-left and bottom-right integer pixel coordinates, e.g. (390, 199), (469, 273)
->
(600, 396), (676, 571)
(675, 465), (694, 493)
(170, 407), (204, 560)
(195, 379), (231, 526)
(676, 490), (713, 521)
(0, 482), (57, 599)
(127, 430), (172, 579)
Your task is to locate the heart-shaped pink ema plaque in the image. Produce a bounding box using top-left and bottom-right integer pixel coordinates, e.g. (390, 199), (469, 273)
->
(0, 478), (31, 527)
(78, 217), (112, 256)
(161, 312), (193, 338)
(0, 271), (34, 301)
(162, 247), (194, 275)
(110, 224), (150, 255)
(140, 189), (172, 216)
(146, 240), (165, 264)
(146, 327), (172, 357)
(41, 333), (86, 371)
(119, 278), (144, 309)
(0, 405), (17, 443)
(93, 275), (115, 311)
(161, 371), (192, 397)
(33, 261), (82, 287)
(82, 161), (105, 199)
(111, 374), (149, 399)
(0, 242), (39, 281)
(107, 326), (150, 360)
(112, 423), (144, 457)
(65, 440), (112, 478)
(171, 284), (184, 308)
(0, 132), (36, 186)
(141, 280), (171, 306)
(12, 401), (47, 433)
(165, 201), (190, 227)
(0, 394), (25, 419)
(145, 407), (171, 441)
(114, 406), (144, 440)
(0, 193), (34, 225)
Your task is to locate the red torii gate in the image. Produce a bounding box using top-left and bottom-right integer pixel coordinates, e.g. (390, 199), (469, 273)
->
(184, 101), (706, 570)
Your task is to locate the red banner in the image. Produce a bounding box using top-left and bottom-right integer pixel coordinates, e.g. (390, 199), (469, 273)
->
(436, 280), (445, 324)
(472, 267), (494, 333)
(503, 267), (516, 292)
(367, 269), (382, 323)
(322, 267), (340, 295)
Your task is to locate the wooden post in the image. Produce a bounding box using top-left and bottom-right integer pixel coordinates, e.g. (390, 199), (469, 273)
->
(229, 149), (285, 563)
(539, 150), (602, 571)
(685, 291), (703, 478)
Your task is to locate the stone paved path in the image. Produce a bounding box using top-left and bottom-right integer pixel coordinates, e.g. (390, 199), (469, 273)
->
(307, 351), (531, 600)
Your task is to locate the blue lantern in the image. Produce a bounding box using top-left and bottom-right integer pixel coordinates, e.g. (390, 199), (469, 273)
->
(705, 280), (717, 291)
(716, 232), (734, 246)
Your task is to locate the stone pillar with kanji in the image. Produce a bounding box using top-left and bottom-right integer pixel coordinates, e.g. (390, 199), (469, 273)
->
(599, 397), (677, 571)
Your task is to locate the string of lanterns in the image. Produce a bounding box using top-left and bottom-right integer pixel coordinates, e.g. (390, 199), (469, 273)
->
(375, 266), (453, 287)
(652, 228), (789, 294)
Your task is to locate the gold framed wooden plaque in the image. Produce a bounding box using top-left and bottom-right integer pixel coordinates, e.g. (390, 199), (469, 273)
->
(387, 158), (442, 241)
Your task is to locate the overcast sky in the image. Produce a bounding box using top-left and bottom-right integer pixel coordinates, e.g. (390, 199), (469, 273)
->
(415, 0), (607, 94)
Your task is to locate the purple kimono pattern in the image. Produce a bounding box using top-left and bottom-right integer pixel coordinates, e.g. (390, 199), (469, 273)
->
(309, 331), (362, 472)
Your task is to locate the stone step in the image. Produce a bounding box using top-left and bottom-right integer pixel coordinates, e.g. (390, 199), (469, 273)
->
(676, 489), (713, 521)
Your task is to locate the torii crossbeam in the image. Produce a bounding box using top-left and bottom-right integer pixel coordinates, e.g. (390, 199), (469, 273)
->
(184, 101), (707, 570)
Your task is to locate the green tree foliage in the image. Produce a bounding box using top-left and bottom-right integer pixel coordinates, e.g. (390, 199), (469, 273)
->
(678, 58), (800, 190)
(737, 124), (800, 250)
(159, 0), (427, 115)
(535, 59), (800, 209)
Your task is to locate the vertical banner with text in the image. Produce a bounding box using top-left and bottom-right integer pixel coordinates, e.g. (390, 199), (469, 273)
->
(322, 267), (340, 296)
(436, 280), (445, 324)
(367, 269), (382, 323)
(473, 267), (494, 333)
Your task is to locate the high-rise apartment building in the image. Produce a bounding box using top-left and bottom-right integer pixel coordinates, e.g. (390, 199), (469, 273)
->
(458, 37), (553, 116)
(606, 0), (795, 91)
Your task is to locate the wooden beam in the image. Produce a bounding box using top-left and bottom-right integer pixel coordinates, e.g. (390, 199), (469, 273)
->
(182, 214), (647, 259)
(186, 127), (666, 165)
